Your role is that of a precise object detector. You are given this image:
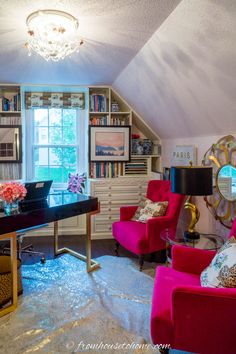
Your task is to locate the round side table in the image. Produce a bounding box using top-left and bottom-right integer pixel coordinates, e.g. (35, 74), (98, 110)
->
(161, 228), (224, 264)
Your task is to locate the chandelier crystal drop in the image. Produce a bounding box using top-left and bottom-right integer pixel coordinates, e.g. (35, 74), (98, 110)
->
(25, 9), (83, 62)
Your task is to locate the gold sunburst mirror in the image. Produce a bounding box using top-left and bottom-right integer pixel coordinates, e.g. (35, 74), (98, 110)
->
(202, 135), (236, 228)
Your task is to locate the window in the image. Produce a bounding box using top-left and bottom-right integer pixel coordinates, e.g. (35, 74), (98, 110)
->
(26, 107), (87, 186)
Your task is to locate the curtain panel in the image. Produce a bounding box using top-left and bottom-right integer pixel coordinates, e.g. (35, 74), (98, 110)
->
(25, 92), (85, 109)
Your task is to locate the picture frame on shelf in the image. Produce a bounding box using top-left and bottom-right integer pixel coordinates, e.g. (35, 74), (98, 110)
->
(89, 125), (131, 162)
(0, 125), (22, 163)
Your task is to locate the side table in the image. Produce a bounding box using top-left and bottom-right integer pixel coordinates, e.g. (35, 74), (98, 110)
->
(161, 228), (224, 264)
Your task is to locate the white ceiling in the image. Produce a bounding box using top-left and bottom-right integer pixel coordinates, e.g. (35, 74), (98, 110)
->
(0, 0), (180, 85)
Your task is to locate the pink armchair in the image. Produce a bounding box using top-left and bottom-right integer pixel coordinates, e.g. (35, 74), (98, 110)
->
(112, 180), (185, 270)
(150, 220), (236, 354)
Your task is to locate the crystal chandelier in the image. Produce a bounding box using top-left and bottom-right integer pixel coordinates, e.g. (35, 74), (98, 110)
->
(25, 9), (83, 62)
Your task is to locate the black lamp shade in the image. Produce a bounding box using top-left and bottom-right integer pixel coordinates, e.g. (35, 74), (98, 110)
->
(170, 166), (213, 196)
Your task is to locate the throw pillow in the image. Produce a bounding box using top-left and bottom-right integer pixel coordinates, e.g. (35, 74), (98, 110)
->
(200, 236), (236, 288)
(137, 200), (168, 223)
(131, 197), (148, 221)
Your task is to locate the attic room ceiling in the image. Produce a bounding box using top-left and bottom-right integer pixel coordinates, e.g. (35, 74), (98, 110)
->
(0, 0), (181, 85)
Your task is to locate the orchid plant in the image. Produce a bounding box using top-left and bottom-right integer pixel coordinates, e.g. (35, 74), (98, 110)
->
(67, 173), (86, 194)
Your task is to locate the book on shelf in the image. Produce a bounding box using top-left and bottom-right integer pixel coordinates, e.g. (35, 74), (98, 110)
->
(110, 116), (129, 125)
(90, 162), (121, 178)
(90, 94), (107, 112)
(0, 115), (21, 125)
(0, 93), (21, 112)
(89, 115), (108, 125)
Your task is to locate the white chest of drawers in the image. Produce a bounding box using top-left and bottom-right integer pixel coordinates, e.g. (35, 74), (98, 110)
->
(89, 177), (150, 238)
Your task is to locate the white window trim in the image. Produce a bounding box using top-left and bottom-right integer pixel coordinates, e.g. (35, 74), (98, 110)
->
(25, 108), (88, 188)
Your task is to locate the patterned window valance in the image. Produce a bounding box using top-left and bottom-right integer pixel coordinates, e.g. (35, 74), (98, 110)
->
(25, 92), (85, 109)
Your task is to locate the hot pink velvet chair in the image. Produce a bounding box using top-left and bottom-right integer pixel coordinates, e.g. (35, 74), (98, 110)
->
(150, 219), (236, 354)
(112, 180), (185, 270)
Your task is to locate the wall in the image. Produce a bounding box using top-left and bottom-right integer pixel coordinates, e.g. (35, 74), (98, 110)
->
(113, 0), (236, 139)
(162, 134), (234, 238)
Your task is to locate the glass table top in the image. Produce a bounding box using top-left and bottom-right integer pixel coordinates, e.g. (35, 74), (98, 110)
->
(161, 227), (225, 250)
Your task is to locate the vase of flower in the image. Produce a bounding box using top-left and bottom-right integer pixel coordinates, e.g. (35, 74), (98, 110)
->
(3, 200), (19, 216)
(0, 182), (27, 216)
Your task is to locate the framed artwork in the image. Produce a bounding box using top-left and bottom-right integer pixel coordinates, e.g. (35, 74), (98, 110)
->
(0, 125), (22, 163)
(170, 145), (197, 166)
(89, 125), (131, 162)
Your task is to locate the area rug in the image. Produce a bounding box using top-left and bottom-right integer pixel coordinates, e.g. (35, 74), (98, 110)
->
(0, 255), (165, 354)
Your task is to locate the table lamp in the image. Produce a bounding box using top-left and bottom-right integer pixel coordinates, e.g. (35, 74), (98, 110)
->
(170, 166), (213, 240)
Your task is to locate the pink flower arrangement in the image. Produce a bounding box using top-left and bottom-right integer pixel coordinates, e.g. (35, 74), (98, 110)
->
(0, 182), (27, 204)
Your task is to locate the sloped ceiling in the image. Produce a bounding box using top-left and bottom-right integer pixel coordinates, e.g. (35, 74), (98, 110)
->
(0, 0), (180, 85)
(113, 0), (236, 139)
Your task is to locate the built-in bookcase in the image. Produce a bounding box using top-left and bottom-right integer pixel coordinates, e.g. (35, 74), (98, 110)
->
(0, 84), (22, 180)
(88, 86), (161, 179)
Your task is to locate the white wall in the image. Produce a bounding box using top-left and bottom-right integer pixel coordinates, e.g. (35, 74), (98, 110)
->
(113, 0), (236, 139)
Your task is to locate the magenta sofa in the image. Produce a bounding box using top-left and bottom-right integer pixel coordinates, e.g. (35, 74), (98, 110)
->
(150, 220), (236, 354)
(112, 180), (185, 270)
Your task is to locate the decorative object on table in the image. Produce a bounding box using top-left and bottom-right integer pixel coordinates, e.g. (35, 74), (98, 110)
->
(0, 182), (27, 215)
(67, 173), (86, 194)
(202, 135), (236, 229)
(171, 145), (197, 166)
(0, 125), (22, 163)
(142, 139), (153, 155)
(0, 255), (23, 307)
(170, 166), (213, 240)
(89, 125), (131, 162)
(131, 134), (143, 155)
(111, 101), (120, 112)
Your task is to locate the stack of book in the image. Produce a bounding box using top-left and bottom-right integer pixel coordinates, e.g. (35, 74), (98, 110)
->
(124, 159), (147, 175)
(90, 94), (107, 112)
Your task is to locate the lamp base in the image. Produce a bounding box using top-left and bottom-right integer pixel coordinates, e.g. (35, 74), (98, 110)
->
(184, 230), (200, 241)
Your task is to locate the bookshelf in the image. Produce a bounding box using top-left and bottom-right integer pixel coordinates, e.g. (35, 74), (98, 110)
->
(88, 86), (161, 179)
(0, 84), (22, 180)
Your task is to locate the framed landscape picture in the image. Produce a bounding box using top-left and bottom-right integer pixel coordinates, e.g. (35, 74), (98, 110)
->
(0, 125), (22, 163)
(89, 125), (131, 162)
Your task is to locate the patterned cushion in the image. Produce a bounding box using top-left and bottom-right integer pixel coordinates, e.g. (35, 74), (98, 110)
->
(137, 200), (168, 223)
(131, 197), (148, 221)
(200, 236), (236, 288)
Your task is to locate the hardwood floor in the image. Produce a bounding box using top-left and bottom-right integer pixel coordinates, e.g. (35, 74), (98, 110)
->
(0, 235), (166, 265)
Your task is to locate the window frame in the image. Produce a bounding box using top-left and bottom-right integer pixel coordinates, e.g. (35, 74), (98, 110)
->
(25, 107), (87, 189)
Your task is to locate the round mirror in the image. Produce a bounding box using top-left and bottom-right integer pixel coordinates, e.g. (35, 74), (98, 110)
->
(217, 165), (236, 201)
(202, 135), (236, 228)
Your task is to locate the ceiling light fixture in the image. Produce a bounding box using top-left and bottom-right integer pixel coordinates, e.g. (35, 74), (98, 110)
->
(25, 9), (83, 62)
